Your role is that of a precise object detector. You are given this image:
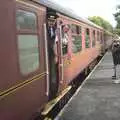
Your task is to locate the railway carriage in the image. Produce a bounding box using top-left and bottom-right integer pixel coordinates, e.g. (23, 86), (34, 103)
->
(0, 0), (113, 119)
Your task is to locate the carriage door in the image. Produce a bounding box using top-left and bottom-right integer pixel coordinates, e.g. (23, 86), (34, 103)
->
(47, 12), (59, 99)
(16, 1), (47, 101)
(59, 23), (70, 83)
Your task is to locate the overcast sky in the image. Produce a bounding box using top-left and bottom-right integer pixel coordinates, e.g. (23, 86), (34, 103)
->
(53, 0), (119, 27)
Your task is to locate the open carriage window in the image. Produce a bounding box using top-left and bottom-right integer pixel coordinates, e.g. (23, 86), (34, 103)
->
(61, 25), (69, 55)
(85, 28), (90, 48)
(71, 24), (77, 34)
(72, 26), (82, 53)
(16, 9), (40, 75)
(92, 30), (96, 47)
(97, 31), (100, 41)
(100, 32), (103, 43)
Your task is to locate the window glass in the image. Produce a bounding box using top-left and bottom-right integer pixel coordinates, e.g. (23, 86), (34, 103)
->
(100, 32), (103, 43)
(79, 26), (82, 34)
(18, 35), (39, 75)
(16, 10), (37, 31)
(100, 32), (102, 40)
(92, 30), (96, 47)
(97, 31), (99, 41)
(85, 29), (90, 48)
(71, 24), (77, 34)
(62, 33), (68, 55)
(61, 25), (70, 55)
(72, 35), (82, 53)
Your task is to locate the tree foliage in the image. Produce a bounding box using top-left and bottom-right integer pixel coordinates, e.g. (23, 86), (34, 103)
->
(114, 5), (120, 35)
(88, 16), (113, 32)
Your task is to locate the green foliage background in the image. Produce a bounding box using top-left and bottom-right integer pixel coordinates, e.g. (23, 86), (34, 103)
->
(88, 16), (113, 32)
(114, 5), (120, 35)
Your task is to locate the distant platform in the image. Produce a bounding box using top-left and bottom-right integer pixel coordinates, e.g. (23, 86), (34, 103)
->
(55, 52), (120, 120)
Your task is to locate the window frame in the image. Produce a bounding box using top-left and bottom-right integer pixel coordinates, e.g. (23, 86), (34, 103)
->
(16, 7), (41, 76)
(16, 8), (38, 34)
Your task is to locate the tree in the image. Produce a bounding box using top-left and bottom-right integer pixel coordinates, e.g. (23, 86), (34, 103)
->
(88, 16), (113, 32)
(114, 5), (120, 35)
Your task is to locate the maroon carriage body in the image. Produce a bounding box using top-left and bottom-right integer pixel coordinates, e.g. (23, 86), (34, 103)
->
(0, 1), (48, 120)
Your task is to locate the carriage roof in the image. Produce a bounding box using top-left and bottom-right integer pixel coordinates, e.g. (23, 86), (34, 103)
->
(33, 0), (103, 30)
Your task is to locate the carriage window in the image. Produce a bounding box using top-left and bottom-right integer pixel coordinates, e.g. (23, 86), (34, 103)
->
(16, 9), (37, 32)
(72, 35), (82, 53)
(72, 26), (82, 53)
(18, 35), (39, 75)
(85, 28), (90, 48)
(101, 33), (102, 40)
(100, 32), (102, 43)
(71, 24), (77, 34)
(79, 26), (82, 34)
(16, 10), (39, 75)
(92, 30), (96, 47)
(62, 32), (68, 55)
(97, 31), (99, 41)
(62, 25), (69, 55)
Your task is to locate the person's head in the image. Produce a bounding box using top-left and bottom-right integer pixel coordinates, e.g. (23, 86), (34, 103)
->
(116, 41), (120, 46)
(113, 40), (120, 48)
(48, 19), (56, 27)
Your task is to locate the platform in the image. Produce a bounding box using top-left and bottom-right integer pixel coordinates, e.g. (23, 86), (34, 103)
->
(55, 52), (120, 120)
